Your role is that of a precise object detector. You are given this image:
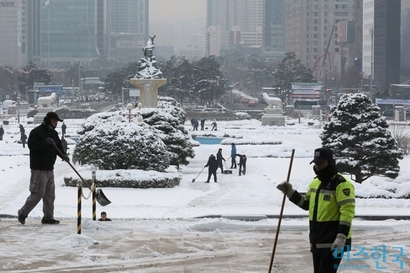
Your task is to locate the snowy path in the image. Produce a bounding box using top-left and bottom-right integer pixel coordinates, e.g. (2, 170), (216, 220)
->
(0, 219), (408, 272)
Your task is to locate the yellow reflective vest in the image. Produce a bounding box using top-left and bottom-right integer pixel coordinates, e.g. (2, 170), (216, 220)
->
(289, 173), (355, 252)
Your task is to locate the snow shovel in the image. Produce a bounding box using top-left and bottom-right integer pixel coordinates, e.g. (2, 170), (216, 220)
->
(53, 144), (111, 206)
(223, 160), (232, 174)
(192, 166), (206, 183)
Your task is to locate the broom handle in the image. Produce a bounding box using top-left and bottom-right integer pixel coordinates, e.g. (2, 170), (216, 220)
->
(268, 149), (295, 273)
(53, 143), (92, 191)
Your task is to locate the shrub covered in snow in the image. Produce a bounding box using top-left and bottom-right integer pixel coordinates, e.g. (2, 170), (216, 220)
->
(73, 97), (194, 171)
(64, 170), (180, 188)
(320, 93), (404, 183)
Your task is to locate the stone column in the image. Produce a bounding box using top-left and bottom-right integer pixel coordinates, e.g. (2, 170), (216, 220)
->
(129, 78), (167, 108)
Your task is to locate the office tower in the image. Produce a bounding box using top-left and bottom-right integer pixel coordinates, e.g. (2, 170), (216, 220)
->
(106, 0), (149, 63)
(286, 0), (361, 82)
(362, 0), (374, 78)
(0, 1), (27, 67)
(231, 0), (263, 47)
(401, 0), (410, 80)
(26, 0), (149, 67)
(206, 0), (230, 56)
(37, 0), (101, 67)
(374, 0), (401, 87)
(207, 0), (264, 56)
(264, 0), (286, 52)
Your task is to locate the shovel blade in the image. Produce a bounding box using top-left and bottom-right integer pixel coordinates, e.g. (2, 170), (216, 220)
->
(96, 189), (111, 206)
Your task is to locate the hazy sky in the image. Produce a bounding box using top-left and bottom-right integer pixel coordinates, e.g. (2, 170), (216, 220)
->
(149, 0), (206, 22)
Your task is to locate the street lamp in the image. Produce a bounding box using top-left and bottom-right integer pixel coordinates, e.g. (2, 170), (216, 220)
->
(136, 103), (143, 123)
(126, 103), (133, 123)
(369, 27), (374, 101)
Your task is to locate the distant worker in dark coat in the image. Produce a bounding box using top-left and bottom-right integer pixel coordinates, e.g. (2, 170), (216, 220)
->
(235, 154), (247, 176)
(0, 125), (4, 140)
(205, 154), (218, 183)
(230, 143), (237, 169)
(216, 148), (225, 173)
(21, 133), (27, 148)
(211, 121), (217, 131)
(61, 122), (67, 137)
(194, 119), (199, 131)
(19, 124), (25, 135)
(61, 136), (68, 154)
(17, 112), (69, 225)
(200, 119), (206, 130)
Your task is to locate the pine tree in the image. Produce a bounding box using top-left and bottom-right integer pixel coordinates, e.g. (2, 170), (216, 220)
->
(73, 97), (194, 172)
(320, 93), (404, 183)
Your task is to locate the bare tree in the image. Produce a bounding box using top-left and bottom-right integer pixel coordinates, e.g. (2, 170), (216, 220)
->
(390, 124), (410, 155)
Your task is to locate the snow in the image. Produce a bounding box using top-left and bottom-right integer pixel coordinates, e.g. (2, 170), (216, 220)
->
(1, 117), (410, 272)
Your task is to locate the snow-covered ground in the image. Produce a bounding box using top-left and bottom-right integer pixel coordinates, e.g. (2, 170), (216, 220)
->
(0, 117), (409, 272)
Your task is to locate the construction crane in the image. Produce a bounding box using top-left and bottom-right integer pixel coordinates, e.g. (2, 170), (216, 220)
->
(312, 25), (336, 83)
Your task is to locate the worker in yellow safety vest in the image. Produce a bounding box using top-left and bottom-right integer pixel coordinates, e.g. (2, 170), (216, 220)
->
(277, 147), (355, 273)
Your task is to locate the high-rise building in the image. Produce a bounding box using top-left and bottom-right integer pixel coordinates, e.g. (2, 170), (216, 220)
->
(25, 0), (149, 68)
(231, 0), (263, 47)
(401, 0), (410, 80)
(0, 1), (27, 67)
(38, 0), (101, 67)
(106, 0), (149, 63)
(206, 0), (230, 56)
(362, 0), (374, 78)
(206, 0), (264, 56)
(286, 0), (361, 83)
(374, 0), (401, 87)
(264, 0), (286, 52)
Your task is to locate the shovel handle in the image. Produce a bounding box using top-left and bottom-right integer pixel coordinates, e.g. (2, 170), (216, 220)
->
(53, 143), (92, 191)
(268, 149), (295, 273)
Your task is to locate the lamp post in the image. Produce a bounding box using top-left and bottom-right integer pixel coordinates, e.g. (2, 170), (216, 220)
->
(126, 103), (133, 123)
(136, 102), (143, 123)
(369, 27), (374, 102)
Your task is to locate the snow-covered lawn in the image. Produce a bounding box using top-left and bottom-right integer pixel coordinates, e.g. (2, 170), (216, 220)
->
(0, 117), (409, 272)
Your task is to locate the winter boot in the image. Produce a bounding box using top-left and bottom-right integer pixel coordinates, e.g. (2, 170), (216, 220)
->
(41, 218), (60, 225)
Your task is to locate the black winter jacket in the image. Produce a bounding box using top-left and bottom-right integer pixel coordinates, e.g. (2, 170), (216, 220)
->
(28, 123), (64, 170)
(205, 156), (218, 171)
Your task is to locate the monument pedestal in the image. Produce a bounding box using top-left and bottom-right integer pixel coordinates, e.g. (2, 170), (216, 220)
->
(33, 107), (54, 124)
(261, 107), (285, 126)
(130, 78), (167, 108)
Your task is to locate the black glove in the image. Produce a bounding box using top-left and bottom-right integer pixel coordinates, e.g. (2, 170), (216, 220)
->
(62, 154), (70, 162)
(46, 137), (55, 145)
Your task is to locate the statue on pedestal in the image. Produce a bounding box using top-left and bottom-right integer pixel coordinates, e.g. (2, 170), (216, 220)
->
(136, 35), (164, 79)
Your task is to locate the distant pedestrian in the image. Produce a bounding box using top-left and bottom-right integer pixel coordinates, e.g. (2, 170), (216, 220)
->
(235, 154), (247, 176)
(193, 119), (199, 131)
(98, 211), (112, 221)
(21, 133), (27, 148)
(205, 154), (218, 183)
(230, 143), (237, 169)
(211, 121), (217, 131)
(200, 119), (206, 130)
(61, 122), (67, 137)
(216, 148), (225, 173)
(190, 118), (196, 131)
(61, 136), (68, 154)
(0, 125), (4, 140)
(19, 124), (25, 135)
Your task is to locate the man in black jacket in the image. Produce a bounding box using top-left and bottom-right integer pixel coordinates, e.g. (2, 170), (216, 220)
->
(205, 154), (218, 183)
(18, 112), (69, 225)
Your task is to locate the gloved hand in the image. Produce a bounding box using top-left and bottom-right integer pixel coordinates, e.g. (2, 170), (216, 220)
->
(331, 233), (346, 253)
(46, 137), (55, 145)
(62, 154), (70, 162)
(276, 181), (295, 198)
